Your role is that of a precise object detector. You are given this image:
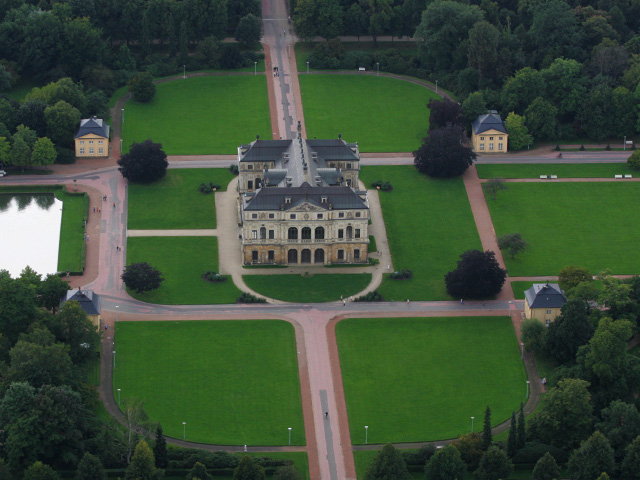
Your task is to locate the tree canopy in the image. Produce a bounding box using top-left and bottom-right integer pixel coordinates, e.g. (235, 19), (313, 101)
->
(118, 140), (168, 183)
(413, 124), (476, 178)
(445, 250), (507, 299)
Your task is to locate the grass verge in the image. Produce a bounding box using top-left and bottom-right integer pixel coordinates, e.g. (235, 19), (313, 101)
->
(126, 236), (241, 304)
(55, 190), (88, 273)
(113, 321), (304, 445)
(127, 168), (234, 229)
(477, 163), (632, 179)
(122, 76), (271, 154)
(486, 182), (640, 276)
(299, 75), (438, 153)
(337, 317), (527, 444)
(360, 166), (481, 300)
(243, 274), (371, 302)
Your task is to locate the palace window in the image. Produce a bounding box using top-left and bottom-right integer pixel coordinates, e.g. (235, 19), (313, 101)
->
(338, 249), (344, 260)
(80, 148), (85, 154)
(315, 226), (325, 239)
(268, 250), (274, 261)
(248, 165), (253, 170)
(252, 214), (258, 219)
(285, 196), (291, 204)
(346, 163), (351, 169)
(89, 148), (94, 154)
(321, 196), (327, 203)
(355, 229), (360, 238)
(317, 214), (323, 219)
(301, 227), (311, 239)
(89, 140), (94, 144)
(339, 212), (344, 218)
(480, 137), (485, 141)
(98, 148), (104, 154)
(288, 227), (298, 239)
(290, 214), (296, 219)
(268, 213), (275, 219)
(338, 229), (344, 239)
(252, 230), (257, 239)
(260, 227), (266, 239)
(269, 230), (274, 239)
(248, 180), (253, 189)
(489, 137), (494, 141)
(489, 143), (494, 150)
(354, 249), (360, 259)
(546, 310), (552, 314)
(98, 140), (103, 144)
(498, 143), (503, 150)
(252, 250), (258, 261)
(480, 144), (485, 150)
(355, 212), (361, 218)
(80, 141), (84, 145)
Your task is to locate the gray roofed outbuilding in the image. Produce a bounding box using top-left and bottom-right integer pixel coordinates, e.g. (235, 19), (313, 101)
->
(60, 288), (102, 315)
(472, 112), (508, 135)
(524, 283), (567, 309)
(74, 117), (110, 139)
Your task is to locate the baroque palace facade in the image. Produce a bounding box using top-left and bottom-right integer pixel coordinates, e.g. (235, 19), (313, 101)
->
(238, 135), (370, 265)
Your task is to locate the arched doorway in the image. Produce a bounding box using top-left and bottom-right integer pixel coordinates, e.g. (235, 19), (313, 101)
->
(288, 249), (298, 263)
(301, 249), (311, 263)
(314, 249), (324, 264)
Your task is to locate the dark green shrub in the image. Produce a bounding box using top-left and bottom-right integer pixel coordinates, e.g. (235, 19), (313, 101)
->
(197, 182), (221, 194)
(605, 143), (611, 150)
(579, 144), (585, 151)
(511, 442), (569, 465)
(203, 271), (227, 283)
(403, 444), (437, 466)
(554, 145), (560, 151)
(390, 269), (413, 280)
(354, 290), (384, 302)
(370, 180), (393, 191)
(237, 292), (266, 303)
(229, 164), (239, 175)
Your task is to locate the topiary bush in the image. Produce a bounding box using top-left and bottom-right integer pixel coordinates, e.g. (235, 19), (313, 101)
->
(237, 292), (266, 303)
(390, 269), (413, 280)
(229, 164), (239, 175)
(354, 290), (384, 302)
(202, 271), (227, 283)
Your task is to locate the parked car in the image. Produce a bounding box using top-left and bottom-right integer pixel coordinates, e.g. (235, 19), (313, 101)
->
(0, 170), (6, 177)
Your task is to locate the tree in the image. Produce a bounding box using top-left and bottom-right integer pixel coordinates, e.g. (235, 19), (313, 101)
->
(413, 124), (476, 178)
(529, 0), (583, 65)
(541, 58), (586, 121)
(521, 318), (546, 355)
(0, 136), (10, 166)
(37, 274), (70, 313)
(273, 465), (302, 480)
(0, 64), (12, 92)
(415, 0), (484, 72)
(516, 403), (525, 450)
(234, 13), (261, 45)
(8, 339), (74, 387)
(558, 265), (592, 292)
(462, 92), (487, 129)
(10, 134), (30, 171)
(122, 262), (164, 294)
(475, 446), (513, 480)
(524, 97), (558, 141)
(121, 399), (152, 464)
(546, 299), (594, 365)
(363, 443), (410, 480)
(187, 462), (211, 480)
(628, 150), (640, 171)
(44, 100), (81, 147)
(425, 445), (466, 480)
(427, 99), (464, 131)
(233, 456), (265, 480)
(76, 453), (106, 480)
(0, 275), (39, 345)
(578, 84), (615, 141)
(153, 424), (168, 469)
(567, 431), (614, 480)
(368, 0), (393, 46)
(451, 433), (484, 470)
(23, 462), (60, 480)
(31, 137), (56, 169)
(621, 435), (640, 480)
(467, 21), (499, 82)
(16, 100), (47, 137)
(128, 72), (156, 103)
(445, 250), (506, 299)
(528, 378), (593, 450)
(125, 441), (162, 480)
(26, 78), (87, 113)
(293, 0), (318, 41)
(497, 233), (528, 260)
(502, 68), (545, 115)
(532, 452), (560, 480)
(483, 405), (492, 449)
(507, 412), (517, 457)
(0, 459), (13, 480)
(596, 400), (640, 461)
(505, 112), (533, 151)
(49, 300), (101, 367)
(118, 140), (168, 183)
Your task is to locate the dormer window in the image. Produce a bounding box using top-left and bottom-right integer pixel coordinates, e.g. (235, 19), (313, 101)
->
(321, 196), (328, 203)
(285, 196), (291, 204)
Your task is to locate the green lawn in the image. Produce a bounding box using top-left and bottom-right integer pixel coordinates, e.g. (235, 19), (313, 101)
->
(243, 274), (371, 302)
(299, 75), (439, 152)
(122, 76), (271, 155)
(337, 317), (527, 444)
(360, 166), (481, 300)
(113, 321), (304, 445)
(477, 163), (632, 179)
(486, 182), (640, 276)
(127, 168), (234, 229)
(55, 190), (88, 273)
(126, 236), (241, 304)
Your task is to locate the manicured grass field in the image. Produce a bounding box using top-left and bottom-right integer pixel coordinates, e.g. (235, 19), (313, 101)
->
(299, 75), (439, 152)
(126, 236), (241, 304)
(121, 76), (271, 155)
(360, 166), (481, 300)
(243, 274), (371, 302)
(486, 182), (640, 276)
(113, 321), (305, 445)
(336, 317), (527, 444)
(476, 163), (632, 178)
(127, 168), (235, 229)
(56, 190), (88, 273)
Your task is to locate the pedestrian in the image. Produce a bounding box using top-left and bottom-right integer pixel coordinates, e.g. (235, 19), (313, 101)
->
(86, 234), (89, 242)
(98, 208), (101, 213)
(460, 298), (463, 304)
(324, 412), (328, 419)
(116, 245), (119, 251)
(244, 445), (247, 452)
(93, 207), (95, 213)
(387, 264), (390, 270)
(343, 300), (345, 306)
(406, 298), (410, 303)
(113, 202), (115, 208)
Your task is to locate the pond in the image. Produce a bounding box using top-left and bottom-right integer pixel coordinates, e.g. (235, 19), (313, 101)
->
(0, 193), (63, 277)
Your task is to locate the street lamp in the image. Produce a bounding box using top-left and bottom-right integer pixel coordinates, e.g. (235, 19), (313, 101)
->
(183, 422), (186, 440)
(117, 388), (121, 406)
(116, 305), (119, 323)
(288, 427), (292, 445)
(365, 425), (369, 444)
(435, 80), (438, 95)
(307, 61), (309, 75)
(376, 62), (379, 76)
(624, 135), (627, 150)
(183, 65), (186, 79)
(520, 342), (524, 360)
(526, 380), (530, 399)
(121, 108), (124, 124)
(120, 138), (122, 153)
(471, 416), (475, 432)
(113, 350), (116, 369)
(254, 62), (257, 75)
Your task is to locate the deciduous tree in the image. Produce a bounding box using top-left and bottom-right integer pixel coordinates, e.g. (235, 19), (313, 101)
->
(475, 446), (513, 480)
(118, 140), (168, 183)
(425, 445), (466, 480)
(363, 443), (410, 480)
(44, 100), (81, 147)
(596, 400), (640, 461)
(427, 98), (464, 131)
(497, 233), (528, 259)
(128, 72), (156, 103)
(121, 262), (164, 293)
(234, 13), (261, 45)
(558, 265), (592, 292)
(31, 137), (57, 169)
(445, 250), (506, 299)
(125, 440), (162, 480)
(76, 453), (106, 480)
(545, 299), (594, 365)
(413, 124), (476, 178)
(187, 462), (212, 480)
(567, 431), (614, 480)
(532, 452), (560, 480)
(233, 456), (265, 480)
(505, 112), (533, 151)
(621, 435), (640, 480)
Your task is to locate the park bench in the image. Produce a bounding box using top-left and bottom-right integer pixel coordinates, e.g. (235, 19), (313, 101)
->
(615, 175), (623, 179)
(550, 175), (557, 179)
(625, 174), (633, 179)
(540, 175), (547, 179)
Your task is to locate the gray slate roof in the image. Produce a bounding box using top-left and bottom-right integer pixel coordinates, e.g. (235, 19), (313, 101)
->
(61, 289), (101, 315)
(472, 112), (507, 135)
(244, 183), (368, 211)
(74, 117), (110, 139)
(524, 283), (567, 309)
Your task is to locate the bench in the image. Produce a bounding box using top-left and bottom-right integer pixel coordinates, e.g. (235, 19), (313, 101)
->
(625, 174), (633, 179)
(358, 67), (366, 71)
(540, 175), (548, 179)
(550, 175), (557, 179)
(615, 175), (623, 179)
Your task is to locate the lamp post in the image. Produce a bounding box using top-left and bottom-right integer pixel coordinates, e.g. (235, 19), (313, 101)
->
(471, 416), (475, 432)
(183, 422), (186, 440)
(183, 65), (186, 79)
(116, 305), (119, 323)
(520, 342), (524, 360)
(435, 80), (438, 95)
(376, 62), (379, 76)
(526, 380), (530, 399)
(624, 135), (627, 150)
(113, 350), (116, 369)
(120, 138), (122, 153)
(117, 388), (121, 406)
(254, 62), (257, 75)
(307, 61), (309, 75)
(121, 108), (124, 124)
(365, 425), (368, 444)
(288, 427), (292, 445)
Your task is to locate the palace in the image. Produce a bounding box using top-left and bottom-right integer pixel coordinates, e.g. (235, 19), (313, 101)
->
(237, 135), (370, 265)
